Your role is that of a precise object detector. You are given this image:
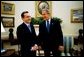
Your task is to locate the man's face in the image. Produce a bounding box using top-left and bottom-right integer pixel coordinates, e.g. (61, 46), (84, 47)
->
(42, 11), (49, 20)
(22, 13), (31, 23)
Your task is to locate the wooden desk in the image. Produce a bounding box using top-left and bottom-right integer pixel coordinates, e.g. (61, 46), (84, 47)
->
(1, 49), (15, 56)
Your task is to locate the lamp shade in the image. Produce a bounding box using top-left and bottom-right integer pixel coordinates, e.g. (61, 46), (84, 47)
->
(1, 22), (5, 32)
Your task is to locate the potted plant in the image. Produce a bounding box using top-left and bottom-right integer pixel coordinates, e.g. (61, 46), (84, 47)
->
(31, 17), (62, 25)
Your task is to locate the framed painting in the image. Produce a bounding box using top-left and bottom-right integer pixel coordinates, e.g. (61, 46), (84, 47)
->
(1, 17), (15, 27)
(71, 8), (83, 23)
(35, 1), (52, 17)
(1, 2), (15, 15)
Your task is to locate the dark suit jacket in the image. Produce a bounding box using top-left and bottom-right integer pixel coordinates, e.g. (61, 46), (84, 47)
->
(16, 22), (37, 56)
(39, 19), (63, 50)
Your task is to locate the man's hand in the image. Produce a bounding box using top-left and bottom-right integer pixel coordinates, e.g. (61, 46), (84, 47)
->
(31, 44), (38, 51)
(58, 46), (64, 52)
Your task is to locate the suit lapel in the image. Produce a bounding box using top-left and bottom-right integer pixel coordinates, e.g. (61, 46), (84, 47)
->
(30, 23), (34, 33)
(50, 19), (54, 31)
(44, 21), (47, 31)
(23, 23), (32, 33)
(30, 23), (35, 34)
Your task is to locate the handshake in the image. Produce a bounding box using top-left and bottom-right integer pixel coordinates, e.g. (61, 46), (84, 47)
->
(31, 44), (41, 51)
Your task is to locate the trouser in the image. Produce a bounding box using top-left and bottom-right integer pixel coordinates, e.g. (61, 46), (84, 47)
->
(43, 46), (61, 56)
(44, 48), (61, 56)
(21, 50), (36, 56)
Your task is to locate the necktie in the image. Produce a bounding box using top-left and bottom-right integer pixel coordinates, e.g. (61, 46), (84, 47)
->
(46, 20), (50, 32)
(28, 24), (32, 33)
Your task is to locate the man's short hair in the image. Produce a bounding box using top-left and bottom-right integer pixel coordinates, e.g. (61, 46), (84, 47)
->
(21, 11), (29, 18)
(42, 9), (50, 14)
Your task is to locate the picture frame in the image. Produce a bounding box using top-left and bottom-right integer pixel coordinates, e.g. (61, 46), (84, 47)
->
(35, 1), (52, 18)
(71, 8), (83, 23)
(1, 17), (15, 27)
(1, 2), (15, 15)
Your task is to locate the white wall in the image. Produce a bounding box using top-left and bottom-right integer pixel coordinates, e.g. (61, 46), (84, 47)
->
(52, 1), (83, 36)
(1, 1), (35, 39)
(1, 1), (83, 39)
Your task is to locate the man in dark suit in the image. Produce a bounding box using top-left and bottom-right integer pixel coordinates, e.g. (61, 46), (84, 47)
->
(16, 11), (38, 56)
(39, 9), (64, 56)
